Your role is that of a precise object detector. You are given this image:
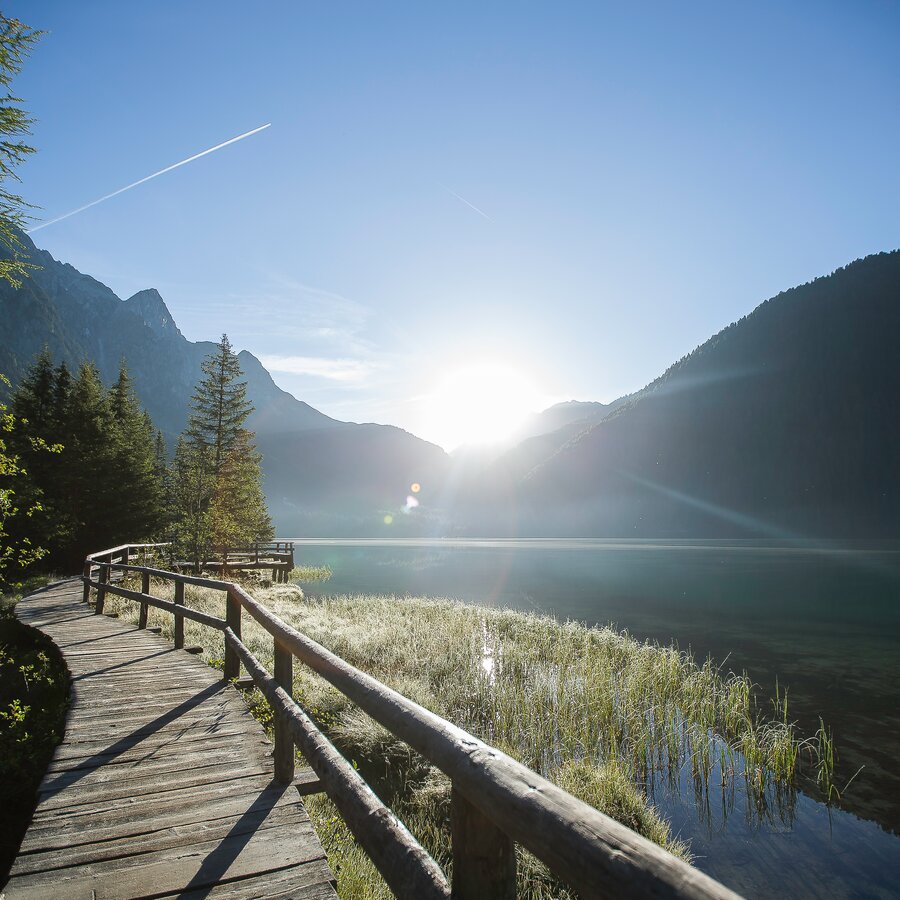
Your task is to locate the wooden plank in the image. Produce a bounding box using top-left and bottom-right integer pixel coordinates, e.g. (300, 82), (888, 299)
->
(27, 780), (293, 834)
(37, 760), (273, 811)
(7, 812), (329, 900)
(44, 735), (273, 774)
(38, 746), (271, 794)
(167, 860), (336, 899)
(45, 720), (263, 762)
(15, 802), (309, 872)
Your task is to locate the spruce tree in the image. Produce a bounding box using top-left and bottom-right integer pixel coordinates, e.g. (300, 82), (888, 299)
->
(170, 437), (215, 568)
(105, 362), (167, 543)
(173, 335), (272, 564)
(0, 14), (42, 287)
(188, 335), (252, 473)
(208, 430), (273, 548)
(8, 352), (168, 569)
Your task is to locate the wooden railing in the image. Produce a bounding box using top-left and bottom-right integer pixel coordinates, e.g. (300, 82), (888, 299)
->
(171, 542), (295, 582)
(81, 543), (740, 900)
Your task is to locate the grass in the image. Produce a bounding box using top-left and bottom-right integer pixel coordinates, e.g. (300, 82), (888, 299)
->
(106, 578), (827, 898)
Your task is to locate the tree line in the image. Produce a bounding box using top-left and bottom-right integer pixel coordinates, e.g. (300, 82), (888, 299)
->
(0, 335), (273, 585)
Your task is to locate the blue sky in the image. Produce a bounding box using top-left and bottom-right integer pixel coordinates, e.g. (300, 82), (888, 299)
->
(8, 1), (900, 448)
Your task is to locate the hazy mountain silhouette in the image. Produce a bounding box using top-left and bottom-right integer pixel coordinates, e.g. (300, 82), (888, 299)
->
(2, 231), (897, 538)
(0, 230), (448, 534)
(487, 252), (900, 538)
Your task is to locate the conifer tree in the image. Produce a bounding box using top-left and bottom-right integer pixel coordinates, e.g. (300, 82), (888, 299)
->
(173, 335), (272, 564)
(208, 430), (273, 548)
(7, 353), (168, 569)
(0, 14), (42, 287)
(105, 362), (167, 543)
(188, 335), (252, 473)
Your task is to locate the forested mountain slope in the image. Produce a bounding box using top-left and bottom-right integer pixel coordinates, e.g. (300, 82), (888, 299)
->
(509, 252), (900, 537)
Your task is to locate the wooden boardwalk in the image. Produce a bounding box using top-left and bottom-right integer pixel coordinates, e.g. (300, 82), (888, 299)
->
(5, 579), (337, 899)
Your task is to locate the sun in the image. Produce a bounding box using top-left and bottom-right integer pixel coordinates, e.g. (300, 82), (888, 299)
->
(422, 362), (547, 451)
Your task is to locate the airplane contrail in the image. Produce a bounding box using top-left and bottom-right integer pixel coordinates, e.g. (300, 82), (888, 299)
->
(27, 123), (272, 234)
(439, 182), (492, 221)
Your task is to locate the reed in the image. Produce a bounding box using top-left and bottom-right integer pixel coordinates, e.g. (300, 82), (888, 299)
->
(108, 578), (831, 899)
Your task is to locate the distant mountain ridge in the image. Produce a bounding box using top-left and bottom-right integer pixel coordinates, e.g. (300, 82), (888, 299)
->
(2, 231), (897, 538)
(0, 230), (449, 534)
(505, 252), (900, 537)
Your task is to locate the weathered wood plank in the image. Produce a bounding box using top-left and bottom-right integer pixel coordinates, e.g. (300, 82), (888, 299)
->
(166, 860), (337, 899)
(36, 760), (273, 811)
(27, 780), (296, 834)
(15, 802), (310, 872)
(8, 815), (328, 900)
(39, 746), (271, 793)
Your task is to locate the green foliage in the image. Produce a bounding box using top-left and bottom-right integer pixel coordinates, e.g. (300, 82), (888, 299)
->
(0, 14), (41, 288)
(6, 351), (168, 571)
(0, 598), (67, 879)
(208, 429), (273, 547)
(0, 371), (59, 590)
(188, 334), (252, 471)
(172, 335), (272, 563)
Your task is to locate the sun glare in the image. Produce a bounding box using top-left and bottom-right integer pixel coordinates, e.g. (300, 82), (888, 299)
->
(423, 363), (547, 451)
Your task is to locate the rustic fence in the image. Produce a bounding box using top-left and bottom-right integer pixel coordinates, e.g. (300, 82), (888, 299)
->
(82, 543), (739, 900)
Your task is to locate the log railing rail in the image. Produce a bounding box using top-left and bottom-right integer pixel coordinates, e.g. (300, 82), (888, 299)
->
(171, 541), (295, 582)
(81, 542), (740, 900)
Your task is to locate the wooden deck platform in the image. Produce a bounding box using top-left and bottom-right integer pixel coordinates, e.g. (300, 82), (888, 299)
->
(5, 579), (337, 899)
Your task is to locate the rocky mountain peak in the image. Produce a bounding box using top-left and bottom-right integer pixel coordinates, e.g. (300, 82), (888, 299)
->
(123, 289), (183, 339)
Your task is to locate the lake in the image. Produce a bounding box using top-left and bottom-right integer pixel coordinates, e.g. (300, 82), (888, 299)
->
(290, 538), (900, 898)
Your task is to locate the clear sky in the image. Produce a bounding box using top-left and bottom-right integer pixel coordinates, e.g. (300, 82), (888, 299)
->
(7, 1), (900, 449)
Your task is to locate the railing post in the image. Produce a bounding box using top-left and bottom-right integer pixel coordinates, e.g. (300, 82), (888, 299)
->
(273, 638), (294, 784)
(96, 562), (109, 615)
(224, 587), (241, 681)
(139, 570), (150, 629)
(174, 581), (184, 649)
(451, 787), (516, 900)
(82, 560), (91, 605)
(122, 546), (130, 569)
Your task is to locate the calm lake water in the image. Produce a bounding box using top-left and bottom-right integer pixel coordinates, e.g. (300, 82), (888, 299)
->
(290, 538), (900, 898)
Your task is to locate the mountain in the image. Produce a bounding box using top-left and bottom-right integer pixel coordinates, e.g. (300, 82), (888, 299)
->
(513, 399), (623, 442)
(0, 230), (449, 535)
(4, 230), (897, 539)
(496, 252), (900, 538)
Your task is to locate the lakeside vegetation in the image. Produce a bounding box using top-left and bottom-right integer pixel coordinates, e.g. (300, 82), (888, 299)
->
(0, 580), (68, 882)
(1, 337), (274, 587)
(105, 573), (831, 898)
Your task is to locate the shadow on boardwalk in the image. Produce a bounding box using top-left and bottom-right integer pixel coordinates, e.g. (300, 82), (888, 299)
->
(4, 579), (336, 900)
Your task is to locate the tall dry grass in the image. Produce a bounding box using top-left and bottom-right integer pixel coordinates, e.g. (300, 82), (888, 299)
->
(108, 578), (821, 898)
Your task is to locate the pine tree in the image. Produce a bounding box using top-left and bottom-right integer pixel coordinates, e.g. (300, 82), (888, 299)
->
(173, 335), (273, 564)
(170, 437), (215, 569)
(188, 335), (252, 473)
(208, 430), (273, 548)
(105, 362), (167, 543)
(8, 353), (169, 569)
(0, 15), (42, 287)
(10, 346), (53, 430)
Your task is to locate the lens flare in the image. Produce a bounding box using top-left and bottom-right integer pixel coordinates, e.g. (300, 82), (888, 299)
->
(411, 483), (421, 493)
(383, 514), (393, 525)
